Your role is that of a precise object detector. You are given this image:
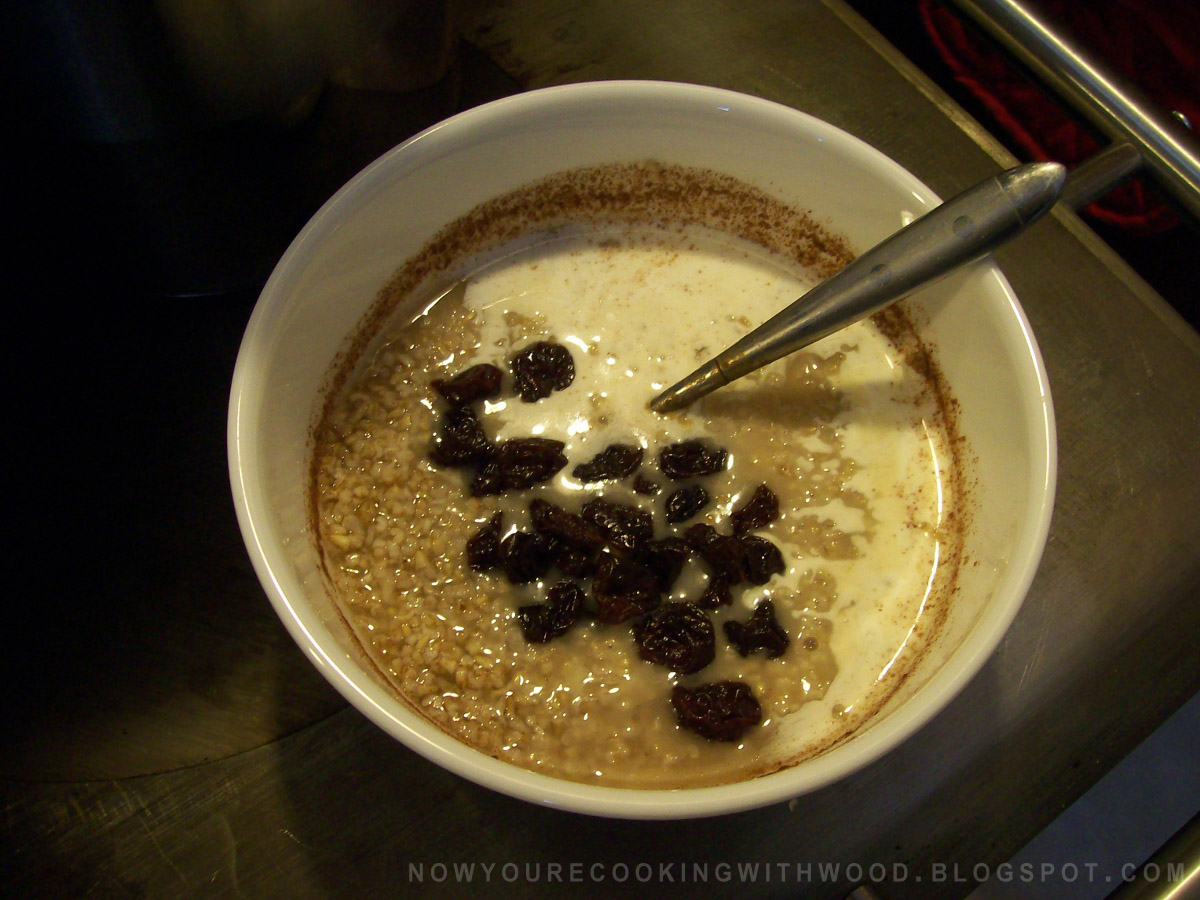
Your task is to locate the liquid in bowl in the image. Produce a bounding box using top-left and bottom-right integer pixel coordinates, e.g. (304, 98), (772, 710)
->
(312, 164), (967, 788)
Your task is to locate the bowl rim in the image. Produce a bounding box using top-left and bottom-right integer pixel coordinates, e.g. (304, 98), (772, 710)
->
(228, 79), (1057, 819)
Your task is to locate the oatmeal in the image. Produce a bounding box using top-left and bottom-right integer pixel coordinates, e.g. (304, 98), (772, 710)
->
(313, 212), (965, 788)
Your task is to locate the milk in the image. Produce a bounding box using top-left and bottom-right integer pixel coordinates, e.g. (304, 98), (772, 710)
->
(457, 226), (954, 754)
(322, 223), (961, 786)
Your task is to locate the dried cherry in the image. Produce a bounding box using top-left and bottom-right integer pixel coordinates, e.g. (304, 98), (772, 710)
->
(665, 484), (709, 523)
(671, 682), (762, 742)
(466, 513), (503, 571)
(741, 535), (785, 585)
(573, 443), (644, 482)
(511, 341), (575, 402)
(582, 498), (654, 552)
(591, 553), (661, 623)
(723, 599), (789, 658)
(659, 439), (728, 479)
(429, 406), (494, 467)
(517, 581), (585, 643)
(500, 531), (557, 584)
(730, 484), (780, 534)
(432, 363), (502, 407)
(633, 603), (715, 674)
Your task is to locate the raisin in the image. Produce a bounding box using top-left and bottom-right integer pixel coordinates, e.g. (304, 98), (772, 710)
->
(671, 682), (762, 742)
(740, 535), (785, 585)
(723, 599), (790, 658)
(665, 484), (709, 523)
(683, 523), (720, 551)
(431, 363), (502, 407)
(530, 499), (605, 549)
(466, 513), (503, 570)
(517, 581), (585, 643)
(633, 475), (661, 495)
(636, 537), (692, 592)
(633, 603), (715, 674)
(730, 484), (780, 534)
(429, 406), (494, 467)
(573, 443), (644, 482)
(475, 438), (567, 494)
(511, 341), (575, 402)
(591, 553), (660, 623)
(500, 531), (557, 584)
(582, 498), (654, 552)
(682, 523), (779, 585)
(469, 460), (505, 496)
(556, 547), (598, 578)
(696, 577), (732, 609)
(685, 525), (747, 584)
(659, 439), (728, 479)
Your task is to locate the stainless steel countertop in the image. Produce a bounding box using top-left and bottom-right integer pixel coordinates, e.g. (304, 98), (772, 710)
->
(6, 2), (1199, 898)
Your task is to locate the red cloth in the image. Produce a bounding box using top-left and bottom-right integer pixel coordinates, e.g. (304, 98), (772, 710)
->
(919, 0), (1200, 234)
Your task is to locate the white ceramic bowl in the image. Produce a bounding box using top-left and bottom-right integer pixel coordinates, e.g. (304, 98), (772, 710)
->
(229, 81), (1055, 818)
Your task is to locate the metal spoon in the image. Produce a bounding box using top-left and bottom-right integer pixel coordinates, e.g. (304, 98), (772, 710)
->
(649, 145), (1140, 413)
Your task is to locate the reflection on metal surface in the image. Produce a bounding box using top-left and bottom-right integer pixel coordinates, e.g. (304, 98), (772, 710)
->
(1059, 143), (1144, 211)
(1104, 812), (1200, 900)
(948, 0), (1200, 224)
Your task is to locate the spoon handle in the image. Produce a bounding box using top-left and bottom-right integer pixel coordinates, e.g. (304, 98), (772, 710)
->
(650, 161), (1066, 412)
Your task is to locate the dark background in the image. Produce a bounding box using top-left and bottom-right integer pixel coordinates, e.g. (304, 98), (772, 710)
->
(846, 0), (1198, 329)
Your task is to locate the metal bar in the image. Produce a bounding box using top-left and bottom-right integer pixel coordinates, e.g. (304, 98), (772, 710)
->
(1059, 142), (1143, 211)
(1102, 811), (1200, 900)
(946, 0), (1200, 224)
